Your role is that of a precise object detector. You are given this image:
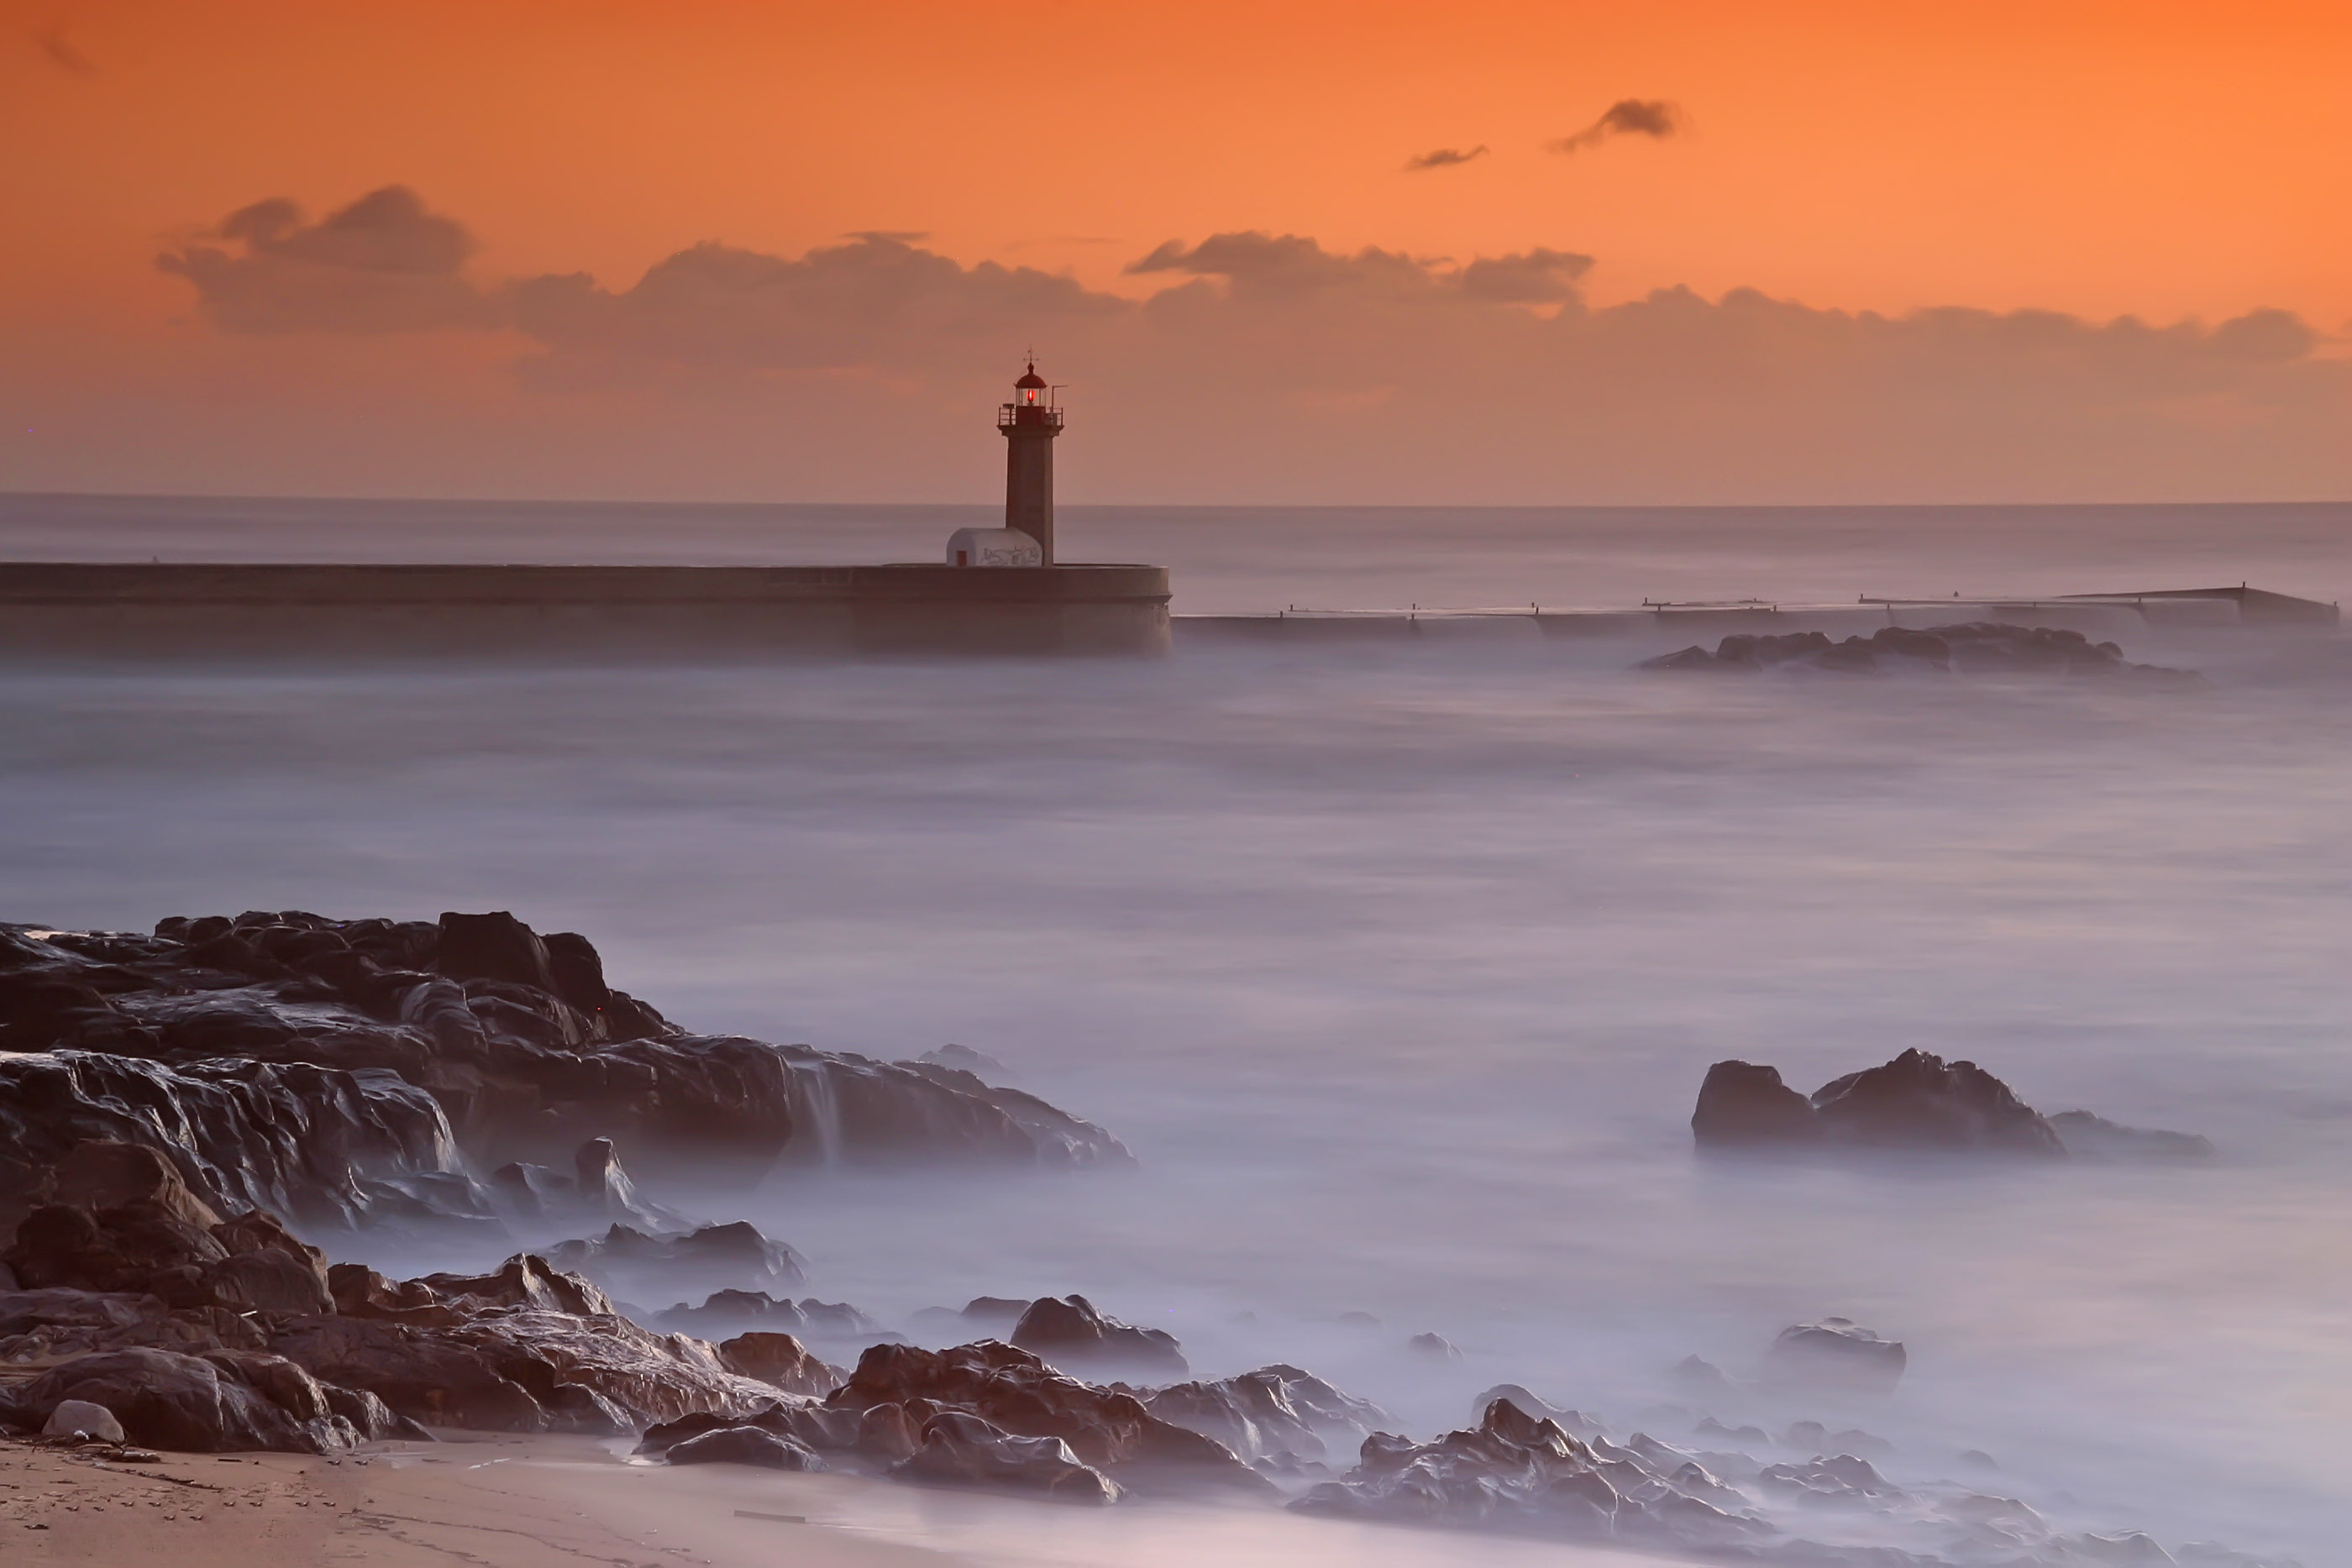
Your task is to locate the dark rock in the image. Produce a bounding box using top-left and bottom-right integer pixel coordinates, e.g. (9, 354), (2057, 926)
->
(268, 1283), (774, 1433)
(1, 916), (1131, 1218)
(433, 911), (560, 994)
(891, 1409), (1121, 1502)
(1405, 1331), (1462, 1361)
(0, 1050), (482, 1233)
(1691, 1061), (1820, 1149)
(1475, 1384), (1603, 1439)
(1782, 1419), (1893, 1458)
(718, 1332), (838, 1396)
(665, 1423), (826, 1471)
(1010, 1294), (1188, 1379)
(830, 1340), (1270, 1497)
(1639, 623), (2193, 680)
(547, 1222), (805, 1299)
(487, 1138), (678, 1231)
(1691, 1049), (2082, 1157)
(1763, 1320), (1907, 1396)
(1812, 1050), (2065, 1156)
(411, 1253), (614, 1317)
(909, 1295), (1029, 1337)
(659, 1289), (881, 1342)
(917, 1044), (1006, 1076)
(5, 1200), (224, 1293)
(15, 1346), (360, 1453)
(1138, 1365), (1389, 1464)
(2050, 1110), (2215, 1162)
(321, 1381), (429, 1440)
(1293, 1396), (1769, 1550)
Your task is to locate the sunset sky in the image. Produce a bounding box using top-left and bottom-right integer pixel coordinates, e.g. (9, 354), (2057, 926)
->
(3, 0), (2348, 504)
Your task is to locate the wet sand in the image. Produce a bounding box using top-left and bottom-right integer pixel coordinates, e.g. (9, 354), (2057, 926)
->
(0, 1432), (1695, 1568)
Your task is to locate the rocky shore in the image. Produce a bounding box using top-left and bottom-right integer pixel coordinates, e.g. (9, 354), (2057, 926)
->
(0, 913), (2287, 1568)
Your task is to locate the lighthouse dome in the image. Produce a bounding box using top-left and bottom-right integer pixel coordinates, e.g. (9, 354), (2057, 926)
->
(1014, 364), (1047, 389)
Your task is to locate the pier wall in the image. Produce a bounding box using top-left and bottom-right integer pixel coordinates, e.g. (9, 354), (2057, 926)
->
(0, 563), (1173, 659)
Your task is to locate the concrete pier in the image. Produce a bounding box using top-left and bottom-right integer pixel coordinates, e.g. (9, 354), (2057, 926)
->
(0, 562), (1173, 659)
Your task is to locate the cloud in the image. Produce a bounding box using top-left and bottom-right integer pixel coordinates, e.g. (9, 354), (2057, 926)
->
(1551, 98), (1685, 154)
(1404, 145), (1488, 172)
(507, 233), (1121, 377)
(34, 23), (97, 75)
(152, 191), (2351, 501)
(159, 186), (496, 333)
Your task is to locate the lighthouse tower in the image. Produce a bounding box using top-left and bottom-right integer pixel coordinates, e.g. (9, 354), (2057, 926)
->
(999, 360), (1063, 563)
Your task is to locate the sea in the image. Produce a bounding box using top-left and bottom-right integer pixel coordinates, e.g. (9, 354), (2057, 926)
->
(3, 492), (2350, 1565)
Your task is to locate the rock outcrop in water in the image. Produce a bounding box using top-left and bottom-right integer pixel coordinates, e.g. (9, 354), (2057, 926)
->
(1009, 1293), (1189, 1380)
(1692, 1049), (2209, 1159)
(1640, 623), (2197, 679)
(0, 911), (1131, 1238)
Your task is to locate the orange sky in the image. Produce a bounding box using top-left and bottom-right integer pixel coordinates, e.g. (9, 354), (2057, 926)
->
(3, 0), (2348, 502)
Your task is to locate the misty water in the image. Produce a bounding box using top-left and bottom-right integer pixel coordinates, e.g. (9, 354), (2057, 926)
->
(5, 495), (2351, 1563)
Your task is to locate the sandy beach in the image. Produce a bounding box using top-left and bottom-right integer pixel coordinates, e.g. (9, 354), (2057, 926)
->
(1, 1432), (1695, 1568)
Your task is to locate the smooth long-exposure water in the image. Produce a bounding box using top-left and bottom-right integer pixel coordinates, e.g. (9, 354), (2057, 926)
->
(3, 495), (2349, 1562)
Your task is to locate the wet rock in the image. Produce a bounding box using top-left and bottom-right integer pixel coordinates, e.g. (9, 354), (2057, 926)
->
(1405, 1331), (1462, 1361)
(1476, 1384), (1604, 1439)
(1640, 623), (2194, 680)
(0, 1050), (480, 1233)
(656, 1289), (879, 1342)
(891, 1409), (1121, 1502)
(918, 1043), (1007, 1076)
(2049, 1110), (2215, 1162)
(829, 1340), (1269, 1497)
(42, 1398), (126, 1443)
(1812, 1051), (2065, 1155)
(665, 1423), (826, 1471)
(1294, 1395), (1769, 1550)
(1763, 1320), (1907, 1397)
(1138, 1365), (1389, 1464)
(1782, 1419), (1893, 1457)
(1686, 1048), (2177, 1159)
(488, 1139), (681, 1231)
(15, 1346), (360, 1453)
(1691, 1062), (1820, 1148)
(1757, 1451), (1905, 1503)
(547, 1221), (806, 1299)
(908, 1295), (1029, 1337)
(1, 915), (1131, 1220)
(717, 1332), (838, 1396)
(1010, 1294), (1188, 1380)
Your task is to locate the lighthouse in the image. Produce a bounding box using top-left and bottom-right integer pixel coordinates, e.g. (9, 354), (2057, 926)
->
(1000, 360), (1063, 563)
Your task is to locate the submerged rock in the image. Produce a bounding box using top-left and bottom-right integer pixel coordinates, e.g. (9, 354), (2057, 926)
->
(1009, 1294), (1189, 1380)
(1762, 1319), (1907, 1397)
(1639, 623), (2197, 680)
(2048, 1110), (2216, 1162)
(657, 1289), (880, 1343)
(1691, 1048), (2207, 1160)
(547, 1220), (806, 1299)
